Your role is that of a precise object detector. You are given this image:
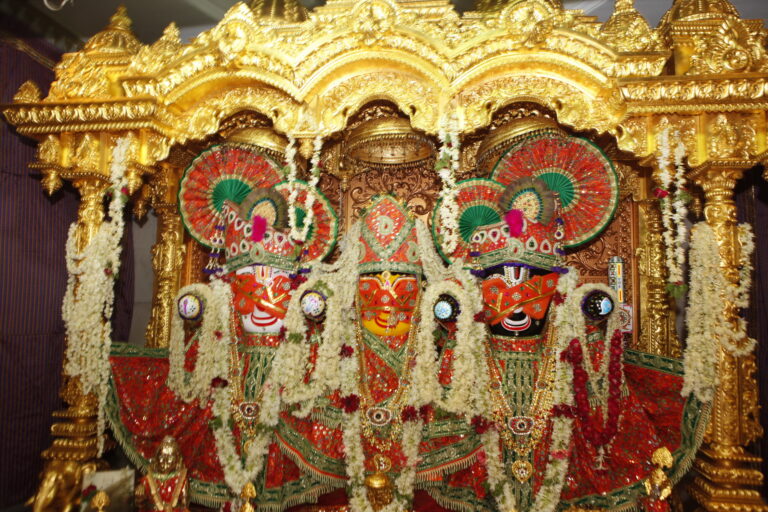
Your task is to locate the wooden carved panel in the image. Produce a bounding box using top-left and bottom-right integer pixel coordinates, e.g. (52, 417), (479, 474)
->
(565, 196), (639, 344)
(343, 165), (441, 228)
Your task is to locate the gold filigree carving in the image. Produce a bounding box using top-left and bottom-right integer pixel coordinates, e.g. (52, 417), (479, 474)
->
(616, 163), (641, 200)
(129, 23), (182, 76)
(621, 77), (768, 112)
(459, 75), (622, 135)
(31, 134), (66, 196)
(48, 7), (140, 101)
(689, 19), (768, 75)
(73, 134), (101, 174)
(167, 87), (299, 144)
(145, 165), (185, 348)
(636, 197), (679, 357)
(13, 80), (42, 103)
(319, 71), (440, 136)
(599, 0), (663, 53)
(3, 101), (160, 136)
(708, 113), (756, 159)
(616, 117), (649, 158)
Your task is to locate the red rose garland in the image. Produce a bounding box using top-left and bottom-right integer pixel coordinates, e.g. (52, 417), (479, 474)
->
(559, 329), (624, 447)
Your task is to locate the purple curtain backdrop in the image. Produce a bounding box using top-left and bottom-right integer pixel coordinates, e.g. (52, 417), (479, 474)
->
(0, 24), (134, 507)
(736, 166), (768, 496)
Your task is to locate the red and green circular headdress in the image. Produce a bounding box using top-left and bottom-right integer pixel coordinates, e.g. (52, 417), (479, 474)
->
(490, 129), (619, 248)
(434, 122), (619, 271)
(178, 142), (338, 273)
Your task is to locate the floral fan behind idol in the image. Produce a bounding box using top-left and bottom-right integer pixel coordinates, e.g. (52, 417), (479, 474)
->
(178, 142), (337, 275)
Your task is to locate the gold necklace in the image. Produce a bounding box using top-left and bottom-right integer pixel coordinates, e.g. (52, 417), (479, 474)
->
(484, 322), (558, 482)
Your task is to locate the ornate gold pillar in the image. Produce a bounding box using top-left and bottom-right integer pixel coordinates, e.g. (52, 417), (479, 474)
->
(23, 128), (156, 510)
(689, 166), (768, 512)
(637, 195), (680, 357)
(145, 163), (185, 348)
(30, 173), (110, 511)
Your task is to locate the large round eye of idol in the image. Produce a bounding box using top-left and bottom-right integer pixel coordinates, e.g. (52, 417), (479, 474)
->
(434, 294), (459, 322)
(581, 290), (614, 323)
(178, 293), (203, 321)
(301, 290), (327, 321)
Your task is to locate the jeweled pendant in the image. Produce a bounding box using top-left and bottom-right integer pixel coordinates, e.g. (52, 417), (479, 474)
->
(508, 416), (534, 435)
(239, 402), (260, 419)
(511, 460), (533, 482)
(367, 407), (393, 426)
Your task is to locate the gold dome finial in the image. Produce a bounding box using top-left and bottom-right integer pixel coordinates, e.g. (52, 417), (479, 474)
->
(83, 5), (140, 54)
(601, 0), (660, 51)
(661, 0), (740, 24)
(249, 0), (309, 22)
(613, 0), (634, 13)
(108, 5), (132, 30)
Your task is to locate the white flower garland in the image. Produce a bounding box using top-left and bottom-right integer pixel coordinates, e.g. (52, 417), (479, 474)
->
(394, 419), (422, 502)
(167, 281), (230, 403)
(481, 429), (516, 512)
(267, 221), (364, 416)
(683, 222), (756, 402)
(655, 127), (689, 288)
(735, 224), (755, 310)
(62, 137), (131, 455)
(337, 306), (372, 512)
(211, 387), (271, 495)
(439, 263), (491, 418)
(285, 136), (301, 240)
(530, 268), (579, 512)
(436, 130), (460, 255)
(287, 136), (323, 242)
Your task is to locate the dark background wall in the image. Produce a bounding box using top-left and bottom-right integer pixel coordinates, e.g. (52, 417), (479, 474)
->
(0, 20), (75, 508)
(736, 167), (768, 497)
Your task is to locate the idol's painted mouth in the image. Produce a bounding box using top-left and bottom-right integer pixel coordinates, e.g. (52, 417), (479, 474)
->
(500, 308), (531, 331)
(374, 315), (392, 330)
(250, 309), (279, 327)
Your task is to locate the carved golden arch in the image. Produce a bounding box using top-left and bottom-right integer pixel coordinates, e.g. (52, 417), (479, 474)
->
(305, 64), (444, 135)
(159, 81), (301, 144)
(457, 67), (625, 135)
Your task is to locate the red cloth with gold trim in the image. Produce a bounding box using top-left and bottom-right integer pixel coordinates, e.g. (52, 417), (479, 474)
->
(137, 472), (189, 512)
(358, 195), (422, 275)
